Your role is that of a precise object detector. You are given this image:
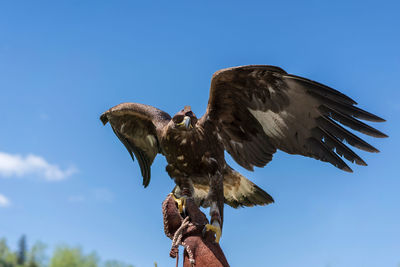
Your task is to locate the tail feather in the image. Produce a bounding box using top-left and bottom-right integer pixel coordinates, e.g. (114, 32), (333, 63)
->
(181, 167), (274, 209)
(222, 168), (274, 208)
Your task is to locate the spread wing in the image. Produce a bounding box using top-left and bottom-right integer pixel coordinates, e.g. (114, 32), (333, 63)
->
(100, 103), (171, 187)
(201, 65), (387, 172)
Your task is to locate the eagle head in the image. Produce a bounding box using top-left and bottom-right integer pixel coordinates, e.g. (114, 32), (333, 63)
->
(172, 106), (198, 130)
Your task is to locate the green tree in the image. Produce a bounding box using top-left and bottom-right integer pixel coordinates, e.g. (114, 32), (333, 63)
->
(0, 237), (134, 267)
(103, 260), (134, 267)
(0, 238), (10, 260)
(27, 241), (47, 267)
(17, 235), (27, 265)
(49, 245), (99, 267)
(0, 238), (18, 267)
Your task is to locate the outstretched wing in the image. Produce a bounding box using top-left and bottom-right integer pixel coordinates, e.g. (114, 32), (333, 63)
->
(100, 103), (171, 187)
(201, 65), (387, 172)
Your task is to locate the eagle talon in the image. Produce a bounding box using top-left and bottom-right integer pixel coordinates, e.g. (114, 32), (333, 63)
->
(203, 224), (221, 243)
(170, 193), (187, 215)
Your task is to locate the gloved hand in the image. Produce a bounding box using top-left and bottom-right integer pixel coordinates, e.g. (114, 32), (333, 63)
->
(162, 194), (229, 267)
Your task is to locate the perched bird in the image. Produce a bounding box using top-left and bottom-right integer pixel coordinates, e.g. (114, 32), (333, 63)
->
(100, 65), (387, 242)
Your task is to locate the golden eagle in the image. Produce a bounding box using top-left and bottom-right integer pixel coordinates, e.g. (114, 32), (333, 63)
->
(100, 65), (386, 242)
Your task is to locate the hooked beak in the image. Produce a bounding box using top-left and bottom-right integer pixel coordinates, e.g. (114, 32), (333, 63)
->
(177, 116), (192, 129)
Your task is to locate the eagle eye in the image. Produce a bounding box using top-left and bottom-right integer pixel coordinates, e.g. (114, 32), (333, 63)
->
(172, 115), (184, 124)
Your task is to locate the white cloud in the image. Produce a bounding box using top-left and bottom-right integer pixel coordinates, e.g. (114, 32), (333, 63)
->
(0, 193), (10, 207)
(0, 152), (77, 181)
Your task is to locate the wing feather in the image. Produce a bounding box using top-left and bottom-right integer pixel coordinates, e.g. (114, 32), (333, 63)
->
(314, 126), (367, 166)
(101, 103), (171, 187)
(285, 75), (358, 105)
(318, 105), (387, 138)
(316, 116), (380, 153)
(201, 65), (386, 172)
(306, 137), (352, 172)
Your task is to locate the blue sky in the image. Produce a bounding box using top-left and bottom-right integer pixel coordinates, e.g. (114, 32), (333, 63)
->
(0, 1), (399, 266)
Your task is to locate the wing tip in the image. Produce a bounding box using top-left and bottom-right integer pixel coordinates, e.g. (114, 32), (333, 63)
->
(355, 158), (368, 166)
(369, 115), (386, 123)
(342, 165), (353, 173)
(100, 113), (109, 125)
(377, 132), (389, 138)
(370, 147), (380, 153)
(142, 174), (150, 188)
(367, 126), (388, 138)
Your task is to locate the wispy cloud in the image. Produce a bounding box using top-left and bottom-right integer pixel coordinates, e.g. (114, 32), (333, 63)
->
(68, 195), (86, 203)
(0, 152), (77, 181)
(0, 193), (10, 207)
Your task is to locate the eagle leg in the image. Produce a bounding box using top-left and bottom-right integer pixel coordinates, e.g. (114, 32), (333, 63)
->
(203, 172), (224, 243)
(203, 201), (222, 243)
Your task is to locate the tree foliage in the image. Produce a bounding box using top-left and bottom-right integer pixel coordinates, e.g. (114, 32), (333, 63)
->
(0, 236), (134, 267)
(27, 241), (47, 267)
(49, 246), (99, 267)
(17, 235), (27, 266)
(103, 260), (134, 267)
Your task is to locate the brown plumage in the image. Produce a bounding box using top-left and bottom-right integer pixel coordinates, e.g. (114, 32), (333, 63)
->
(100, 65), (387, 238)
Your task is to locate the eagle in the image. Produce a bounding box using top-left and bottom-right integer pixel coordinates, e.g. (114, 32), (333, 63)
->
(100, 65), (386, 242)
